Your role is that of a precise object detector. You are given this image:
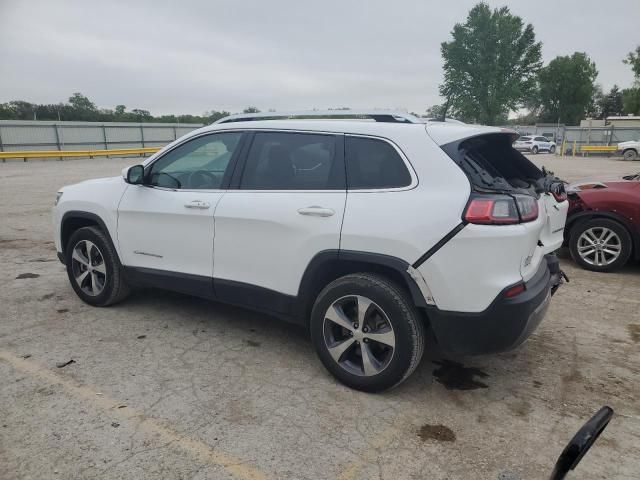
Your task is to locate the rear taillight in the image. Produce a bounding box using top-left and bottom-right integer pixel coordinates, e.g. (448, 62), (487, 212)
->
(464, 194), (538, 225)
(514, 194), (539, 222)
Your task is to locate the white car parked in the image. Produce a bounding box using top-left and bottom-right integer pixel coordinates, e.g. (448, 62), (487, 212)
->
(617, 140), (640, 161)
(514, 135), (556, 154)
(53, 111), (568, 391)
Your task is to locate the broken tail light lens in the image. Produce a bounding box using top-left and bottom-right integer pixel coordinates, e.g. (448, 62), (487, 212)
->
(514, 194), (539, 222)
(464, 194), (538, 225)
(464, 195), (520, 224)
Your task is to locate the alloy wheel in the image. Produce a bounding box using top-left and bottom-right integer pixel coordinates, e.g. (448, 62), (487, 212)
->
(322, 295), (396, 377)
(577, 227), (622, 267)
(71, 240), (107, 296)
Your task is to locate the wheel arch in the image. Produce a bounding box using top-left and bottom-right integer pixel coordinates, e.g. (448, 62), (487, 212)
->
(61, 211), (115, 256)
(566, 210), (639, 260)
(295, 250), (429, 325)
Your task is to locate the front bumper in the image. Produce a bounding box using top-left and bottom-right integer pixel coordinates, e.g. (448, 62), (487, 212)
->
(428, 254), (563, 355)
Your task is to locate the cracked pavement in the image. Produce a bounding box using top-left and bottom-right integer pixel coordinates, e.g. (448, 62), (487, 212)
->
(1, 154), (639, 479)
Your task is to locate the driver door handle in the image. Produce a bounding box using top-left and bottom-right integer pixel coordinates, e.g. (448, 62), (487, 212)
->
(185, 200), (210, 209)
(297, 206), (335, 217)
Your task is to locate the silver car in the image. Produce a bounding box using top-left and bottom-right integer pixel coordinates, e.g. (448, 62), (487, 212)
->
(514, 135), (556, 154)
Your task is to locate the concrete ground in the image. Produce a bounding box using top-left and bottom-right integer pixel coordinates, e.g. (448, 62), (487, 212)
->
(1, 154), (639, 480)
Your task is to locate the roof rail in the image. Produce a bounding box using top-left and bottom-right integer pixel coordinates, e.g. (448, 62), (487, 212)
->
(214, 110), (424, 125)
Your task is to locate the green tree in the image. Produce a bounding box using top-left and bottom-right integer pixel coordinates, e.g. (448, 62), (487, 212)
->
(242, 106), (260, 113)
(622, 46), (640, 115)
(425, 104), (446, 119)
(623, 46), (640, 79)
(586, 84), (604, 119)
(622, 88), (640, 115)
(599, 85), (624, 118)
(536, 52), (598, 125)
(439, 3), (542, 125)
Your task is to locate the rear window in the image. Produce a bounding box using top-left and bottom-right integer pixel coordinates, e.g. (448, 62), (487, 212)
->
(345, 136), (412, 189)
(442, 133), (542, 192)
(519, 136), (532, 141)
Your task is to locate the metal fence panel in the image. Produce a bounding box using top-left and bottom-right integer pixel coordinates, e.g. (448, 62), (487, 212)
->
(0, 120), (202, 158)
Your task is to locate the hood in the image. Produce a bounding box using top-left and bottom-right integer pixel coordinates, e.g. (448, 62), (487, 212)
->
(60, 176), (122, 192)
(617, 140), (639, 148)
(568, 173), (639, 192)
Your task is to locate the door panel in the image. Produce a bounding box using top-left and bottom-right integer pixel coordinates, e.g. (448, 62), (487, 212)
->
(117, 185), (223, 277)
(116, 131), (245, 279)
(213, 131), (346, 300)
(213, 191), (346, 295)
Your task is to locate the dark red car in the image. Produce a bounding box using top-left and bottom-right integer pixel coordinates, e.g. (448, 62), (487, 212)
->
(566, 172), (640, 271)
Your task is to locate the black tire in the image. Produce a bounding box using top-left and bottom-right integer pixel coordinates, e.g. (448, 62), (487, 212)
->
(623, 149), (638, 161)
(65, 226), (130, 306)
(532, 146), (539, 154)
(310, 273), (425, 392)
(549, 145), (556, 154)
(569, 218), (632, 272)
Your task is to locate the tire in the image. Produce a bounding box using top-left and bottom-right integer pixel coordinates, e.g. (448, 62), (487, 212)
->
(310, 273), (425, 392)
(569, 218), (632, 272)
(532, 146), (538, 154)
(65, 226), (130, 306)
(549, 145), (556, 154)
(623, 149), (638, 161)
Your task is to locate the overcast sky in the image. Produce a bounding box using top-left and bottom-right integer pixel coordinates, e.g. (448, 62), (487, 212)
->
(1, 0), (638, 116)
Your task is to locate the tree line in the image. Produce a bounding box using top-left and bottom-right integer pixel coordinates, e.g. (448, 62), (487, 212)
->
(430, 3), (640, 125)
(0, 94), (261, 124)
(2, 3), (639, 126)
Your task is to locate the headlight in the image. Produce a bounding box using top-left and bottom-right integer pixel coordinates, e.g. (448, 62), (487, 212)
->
(55, 192), (63, 206)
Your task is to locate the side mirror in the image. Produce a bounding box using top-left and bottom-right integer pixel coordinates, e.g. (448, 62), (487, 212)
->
(550, 406), (613, 480)
(125, 165), (145, 185)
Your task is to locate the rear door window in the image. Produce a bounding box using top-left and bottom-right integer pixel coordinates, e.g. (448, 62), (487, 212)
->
(239, 132), (343, 190)
(345, 136), (412, 189)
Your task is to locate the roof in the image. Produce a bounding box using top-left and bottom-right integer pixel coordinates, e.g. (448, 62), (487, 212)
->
(606, 116), (640, 121)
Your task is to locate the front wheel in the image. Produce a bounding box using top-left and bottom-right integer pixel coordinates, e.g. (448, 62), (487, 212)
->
(310, 273), (425, 392)
(65, 226), (130, 306)
(569, 218), (632, 272)
(623, 149), (638, 161)
(549, 145), (556, 154)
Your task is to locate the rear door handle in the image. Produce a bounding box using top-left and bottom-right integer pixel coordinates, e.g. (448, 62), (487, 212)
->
(185, 200), (211, 209)
(297, 206), (335, 217)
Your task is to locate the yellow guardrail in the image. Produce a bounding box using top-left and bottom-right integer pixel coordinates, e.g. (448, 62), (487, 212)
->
(0, 147), (161, 160)
(579, 145), (618, 152)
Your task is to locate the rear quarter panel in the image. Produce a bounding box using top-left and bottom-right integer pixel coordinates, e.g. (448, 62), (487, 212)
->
(340, 127), (471, 263)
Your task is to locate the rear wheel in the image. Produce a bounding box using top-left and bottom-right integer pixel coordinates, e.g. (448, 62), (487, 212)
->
(65, 226), (130, 306)
(532, 146), (539, 154)
(310, 273), (425, 392)
(569, 218), (632, 272)
(623, 149), (638, 161)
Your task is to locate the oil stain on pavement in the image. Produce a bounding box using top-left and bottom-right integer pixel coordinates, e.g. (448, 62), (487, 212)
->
(418, 424), (456, 442)
(432, 360), (489, 390)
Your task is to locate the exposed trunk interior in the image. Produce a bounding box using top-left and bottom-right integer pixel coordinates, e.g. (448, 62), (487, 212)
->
(441, 133), (544, 195)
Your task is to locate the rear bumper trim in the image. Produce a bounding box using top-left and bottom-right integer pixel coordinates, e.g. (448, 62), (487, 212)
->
(427, 254), (561, 355)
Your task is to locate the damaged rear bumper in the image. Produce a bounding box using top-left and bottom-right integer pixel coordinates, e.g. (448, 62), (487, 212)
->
(427, 254), (564, 355)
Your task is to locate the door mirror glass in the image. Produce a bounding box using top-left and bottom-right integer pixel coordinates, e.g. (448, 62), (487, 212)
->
(126, 165), (145, 185)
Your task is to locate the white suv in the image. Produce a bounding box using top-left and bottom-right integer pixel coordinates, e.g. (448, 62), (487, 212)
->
(53, 111), (568, 392)
(513, 135), (556, 154)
